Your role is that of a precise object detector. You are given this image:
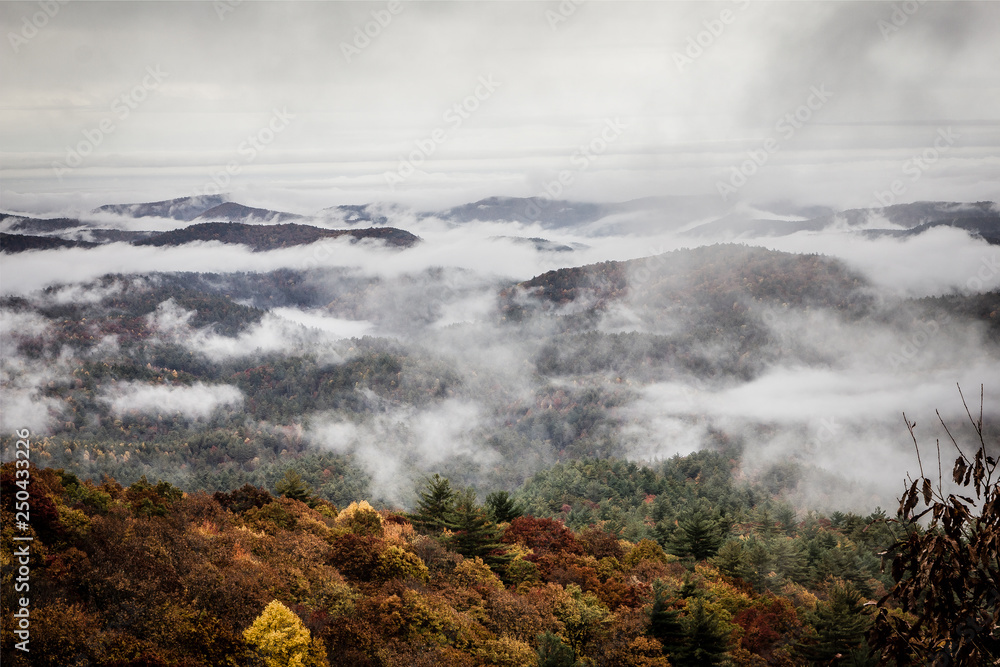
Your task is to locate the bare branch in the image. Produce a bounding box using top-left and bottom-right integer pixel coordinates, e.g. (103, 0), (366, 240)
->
(936, 439), (943, 499)
(904, 413), (926, 480)
(937, 409), (969, 464)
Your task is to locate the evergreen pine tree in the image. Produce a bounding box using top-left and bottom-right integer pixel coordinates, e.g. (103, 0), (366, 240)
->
(678, 574), (698, 601)
(674, 598), (729, 667)
(770, 536), (812, 586)
(648, 586), (687, 662)
(449, 488), (511, 570)
(743, 535), (774, 592)
(484, 490), (524, 523)
(537, 631), (575, 667)
(411, 473), (457, 532)
(711, 539), (753, 584)
(668, 503), (725, 561)
(801, 580), (870, 663)
(275, 469), (314, 506)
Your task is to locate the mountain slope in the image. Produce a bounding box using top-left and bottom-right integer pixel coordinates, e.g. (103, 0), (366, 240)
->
(195, 202), (303, 223)
(94, 194), (228, 221)
(503, 244), (871, 315)
(133, 222), (419, 251)
(0, 232), (97, 253)
(0, 214), (87, 235)
(684, 201), (999, 239)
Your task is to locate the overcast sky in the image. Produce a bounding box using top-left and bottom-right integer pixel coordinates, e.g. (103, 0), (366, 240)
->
(2, 0), (999, 211)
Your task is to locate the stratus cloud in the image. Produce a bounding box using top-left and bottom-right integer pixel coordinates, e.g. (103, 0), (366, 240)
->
(101, 381), (243, 419)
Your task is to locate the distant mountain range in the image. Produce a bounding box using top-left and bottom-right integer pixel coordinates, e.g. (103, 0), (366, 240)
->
(682, 201), (999, 242)
(0, 205), (419, 254)
(1, 196), (997, 255)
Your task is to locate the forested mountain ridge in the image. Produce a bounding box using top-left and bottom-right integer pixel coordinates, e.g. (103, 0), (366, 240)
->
(501, 245), (873, 317)
(134, 222), (420, 251)
(0, 222), (420, 253)
(0, 232), (97, 253)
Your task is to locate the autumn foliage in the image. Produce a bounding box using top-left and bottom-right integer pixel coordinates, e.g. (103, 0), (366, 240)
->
(0, 459), (917, 666)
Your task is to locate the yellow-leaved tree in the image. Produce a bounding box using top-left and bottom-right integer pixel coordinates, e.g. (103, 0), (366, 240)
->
(243, 600), (328, 667)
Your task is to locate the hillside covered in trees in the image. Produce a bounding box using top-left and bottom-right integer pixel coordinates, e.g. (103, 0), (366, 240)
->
(0, 455), (922, 666)
(3, 412), (996, 666)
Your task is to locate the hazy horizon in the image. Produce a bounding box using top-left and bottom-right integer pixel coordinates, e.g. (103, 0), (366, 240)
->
(2, 0), (1000, 213)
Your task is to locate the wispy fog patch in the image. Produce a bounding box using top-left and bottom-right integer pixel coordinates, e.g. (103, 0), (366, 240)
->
(38, 280), (126, 306)
(684, 365), (1000, 424)
(0, 243), (273, 295)
(1, 309), (50, 340)
(609, 292), (1000, 510)
(431, 292), (498, 329)
(307, 399), (497, 505)
(100, 381), (243, 419)
(271, 307), (374, 339)
(626, 364), (1000, 511)
(82, 212), (203, 233)
(618, 411), (708, 462)
(0, 390), (63, 435)
(145, 299), (363, 364)
(1, 310), (64, 433)
(756, 227), (1000, 297)
(0, 225), (583, 296)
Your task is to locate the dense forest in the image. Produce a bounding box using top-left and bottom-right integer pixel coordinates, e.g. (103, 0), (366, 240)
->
(2, 411), (996, 666)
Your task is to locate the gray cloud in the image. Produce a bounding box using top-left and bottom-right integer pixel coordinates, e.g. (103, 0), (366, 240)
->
(2, 1), (998, 209)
